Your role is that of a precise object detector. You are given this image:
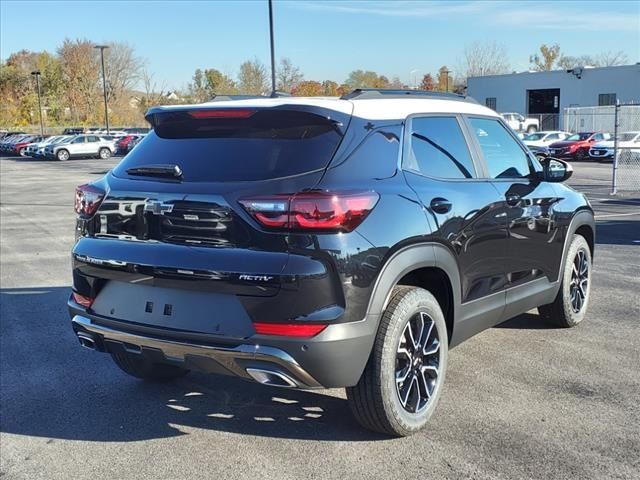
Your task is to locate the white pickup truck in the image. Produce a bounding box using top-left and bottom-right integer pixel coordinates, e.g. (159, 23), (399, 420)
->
(500, 113), (539, 134)
(44, 134), (115, 161)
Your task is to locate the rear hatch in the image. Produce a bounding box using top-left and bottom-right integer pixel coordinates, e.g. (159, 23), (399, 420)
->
(73, 103), (352, 333)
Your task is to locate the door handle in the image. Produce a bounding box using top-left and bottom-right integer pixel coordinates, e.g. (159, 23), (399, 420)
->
(430, 197), (452, 214)
(505, 193), (521, 206)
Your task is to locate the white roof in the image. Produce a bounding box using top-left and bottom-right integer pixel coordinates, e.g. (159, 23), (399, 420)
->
(152, 96), (498, 121)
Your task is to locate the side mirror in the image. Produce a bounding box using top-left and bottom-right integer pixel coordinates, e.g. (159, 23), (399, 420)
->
(542, 157), (573, 182)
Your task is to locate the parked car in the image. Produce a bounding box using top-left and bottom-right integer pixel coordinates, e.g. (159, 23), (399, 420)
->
(500, 112), (539, 133)
(23, 135), (65, 157)
(527, 144), (551, 160)
(115, 134), (141, 155)
(548, 132), (611, 160)
(63, 127), (85, 135)
(44, 134), (115, 161)
(1, 134), (33, 154)
(589, 131), (640, 162)
(522, 131), (571, 148)
(34, 135), (73, 158)
(13, 135), (49, 156)
(69, 90), (594, 436)
(126, 134), (145, 152)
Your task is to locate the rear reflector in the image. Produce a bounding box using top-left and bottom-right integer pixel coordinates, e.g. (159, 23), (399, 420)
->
(253, 322), (327, 338)
(240, 191), (379, 233)
(75, 184), (105, 218)
(72, 292), (94, 308)
(188, 109), (256, 119)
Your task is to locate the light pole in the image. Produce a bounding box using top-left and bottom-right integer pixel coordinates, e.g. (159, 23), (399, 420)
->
(268, 0), (277, 96)
(31, 70), (44, 135)
(410, 69), (419, 89)
(94, 44), (110, 134)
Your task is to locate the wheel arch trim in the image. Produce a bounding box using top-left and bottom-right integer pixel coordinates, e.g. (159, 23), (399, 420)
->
(366, 242), (461, 328)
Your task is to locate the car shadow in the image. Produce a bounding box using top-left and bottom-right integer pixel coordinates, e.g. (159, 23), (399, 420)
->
(0, 287), (387, 443)
(596, 219), (640, 245)
(493, 312), (557, 330)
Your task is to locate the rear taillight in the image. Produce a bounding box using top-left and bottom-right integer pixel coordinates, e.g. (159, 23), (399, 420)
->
(240, 191), (378, 233)
(253, 322), (327, 338)
(71, 292), (94, 308)
(74, 184), (105, 217)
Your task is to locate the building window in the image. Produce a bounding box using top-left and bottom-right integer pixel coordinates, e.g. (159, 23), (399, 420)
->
(598, 93), (616, 106)
(485, 97), (497, 110)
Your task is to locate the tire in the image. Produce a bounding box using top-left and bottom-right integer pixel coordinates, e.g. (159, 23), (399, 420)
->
(111, 351), (189, 382)
(576, 149), (586, 161)
(346, 286), (448, 436)
(98, 147), (112, 159)
(56, 149), (70, 161)
(539, 234), (592, 327)
(18, 147), (26, 157)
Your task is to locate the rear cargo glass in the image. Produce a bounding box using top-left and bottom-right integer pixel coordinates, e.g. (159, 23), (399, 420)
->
(113, 109), (344, 182)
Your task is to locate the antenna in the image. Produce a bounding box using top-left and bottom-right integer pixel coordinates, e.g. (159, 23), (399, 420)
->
(268, 0), (277, 97)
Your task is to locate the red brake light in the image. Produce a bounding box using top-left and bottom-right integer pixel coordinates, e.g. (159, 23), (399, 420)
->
(240, 192), (378, 233)
(188, 109), (256, 119)
(253, 322), (327, 338)
(72, 292), (94, 308)
(75, 184), (105, 217)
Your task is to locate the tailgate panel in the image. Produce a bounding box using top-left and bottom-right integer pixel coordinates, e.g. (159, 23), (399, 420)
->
(91, 281), (254, 337)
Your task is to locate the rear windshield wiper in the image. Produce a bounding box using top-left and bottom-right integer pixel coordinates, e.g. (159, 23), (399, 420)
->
(126, 164), (183, 179)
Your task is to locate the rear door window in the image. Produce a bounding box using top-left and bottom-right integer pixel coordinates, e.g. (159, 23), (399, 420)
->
(405, 116), (476, 179)
(114, 109), (346, 182)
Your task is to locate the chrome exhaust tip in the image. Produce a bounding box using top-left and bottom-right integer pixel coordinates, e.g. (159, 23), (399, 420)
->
(77, 332), (97, 351)
(246, 368), (298, 388)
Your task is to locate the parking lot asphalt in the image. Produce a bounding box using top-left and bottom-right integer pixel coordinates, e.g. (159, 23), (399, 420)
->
(1, 156), (639, 480)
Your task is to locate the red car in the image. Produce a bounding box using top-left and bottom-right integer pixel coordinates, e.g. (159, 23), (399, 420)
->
(14, 135), (47, 156)
(115, 135), (140, 155)
(548, 132), (610, 160)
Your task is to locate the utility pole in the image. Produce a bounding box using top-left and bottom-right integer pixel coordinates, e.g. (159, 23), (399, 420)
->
(444, 69), (452, 93)
(94, 45), (110, 134)
(268, 0), (277, 97)
(31, 70), (44, 135)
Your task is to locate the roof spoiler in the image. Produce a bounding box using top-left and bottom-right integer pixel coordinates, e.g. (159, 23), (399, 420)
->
(341, 88), (478, 104)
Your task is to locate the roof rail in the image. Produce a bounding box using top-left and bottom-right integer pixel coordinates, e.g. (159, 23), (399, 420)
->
(341, 88), (477, 103)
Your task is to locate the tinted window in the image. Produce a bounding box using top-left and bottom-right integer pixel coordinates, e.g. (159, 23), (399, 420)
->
(469, 117), (532, 179)
(567, 133), (593, 141)
(88, 136), (100, 142)
(406, 116), (475, 179)
(114, 109), (344, 182)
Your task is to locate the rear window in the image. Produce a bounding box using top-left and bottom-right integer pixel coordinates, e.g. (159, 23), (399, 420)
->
(113, 109), (345, 182)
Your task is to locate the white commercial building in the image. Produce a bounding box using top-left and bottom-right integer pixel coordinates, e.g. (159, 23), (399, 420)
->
(467, 64), (640, 130)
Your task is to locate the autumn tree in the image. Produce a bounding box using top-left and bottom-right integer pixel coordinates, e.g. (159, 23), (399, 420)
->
(291, 80), (323, 96)
(418, 74), (435, 91)
(57, 38), (100, 123)
(322, 80), (339, 96)
(389, 76), (404, 88)
(276, 57), (303, 93)
(238, 58), (269, 95)
(345, 70), (390, 89)
(529, 44), (562, 71)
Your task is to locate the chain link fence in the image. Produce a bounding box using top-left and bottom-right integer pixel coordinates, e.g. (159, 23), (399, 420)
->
(563, 104), (640, 194)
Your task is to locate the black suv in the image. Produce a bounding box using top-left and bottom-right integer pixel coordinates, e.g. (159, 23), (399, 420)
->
(69, 90), (595, 436)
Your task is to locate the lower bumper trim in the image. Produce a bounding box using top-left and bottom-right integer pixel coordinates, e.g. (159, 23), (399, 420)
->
(71, 315), (322, 389)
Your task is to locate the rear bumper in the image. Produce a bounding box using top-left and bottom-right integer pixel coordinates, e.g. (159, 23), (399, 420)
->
(72, 314), (323, 389)
(69, 303), (378, 389)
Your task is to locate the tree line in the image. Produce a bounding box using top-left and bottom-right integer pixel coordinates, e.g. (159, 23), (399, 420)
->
(0, 38), (629, 129)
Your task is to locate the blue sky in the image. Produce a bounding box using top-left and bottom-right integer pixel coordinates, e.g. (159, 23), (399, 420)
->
(1, 0), (639, 90)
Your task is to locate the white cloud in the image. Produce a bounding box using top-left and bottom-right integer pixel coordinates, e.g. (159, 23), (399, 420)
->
(288, 0), (640, 31)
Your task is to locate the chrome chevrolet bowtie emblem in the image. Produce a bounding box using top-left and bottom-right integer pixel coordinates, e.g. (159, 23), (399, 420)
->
(144, 200), (174, 215)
